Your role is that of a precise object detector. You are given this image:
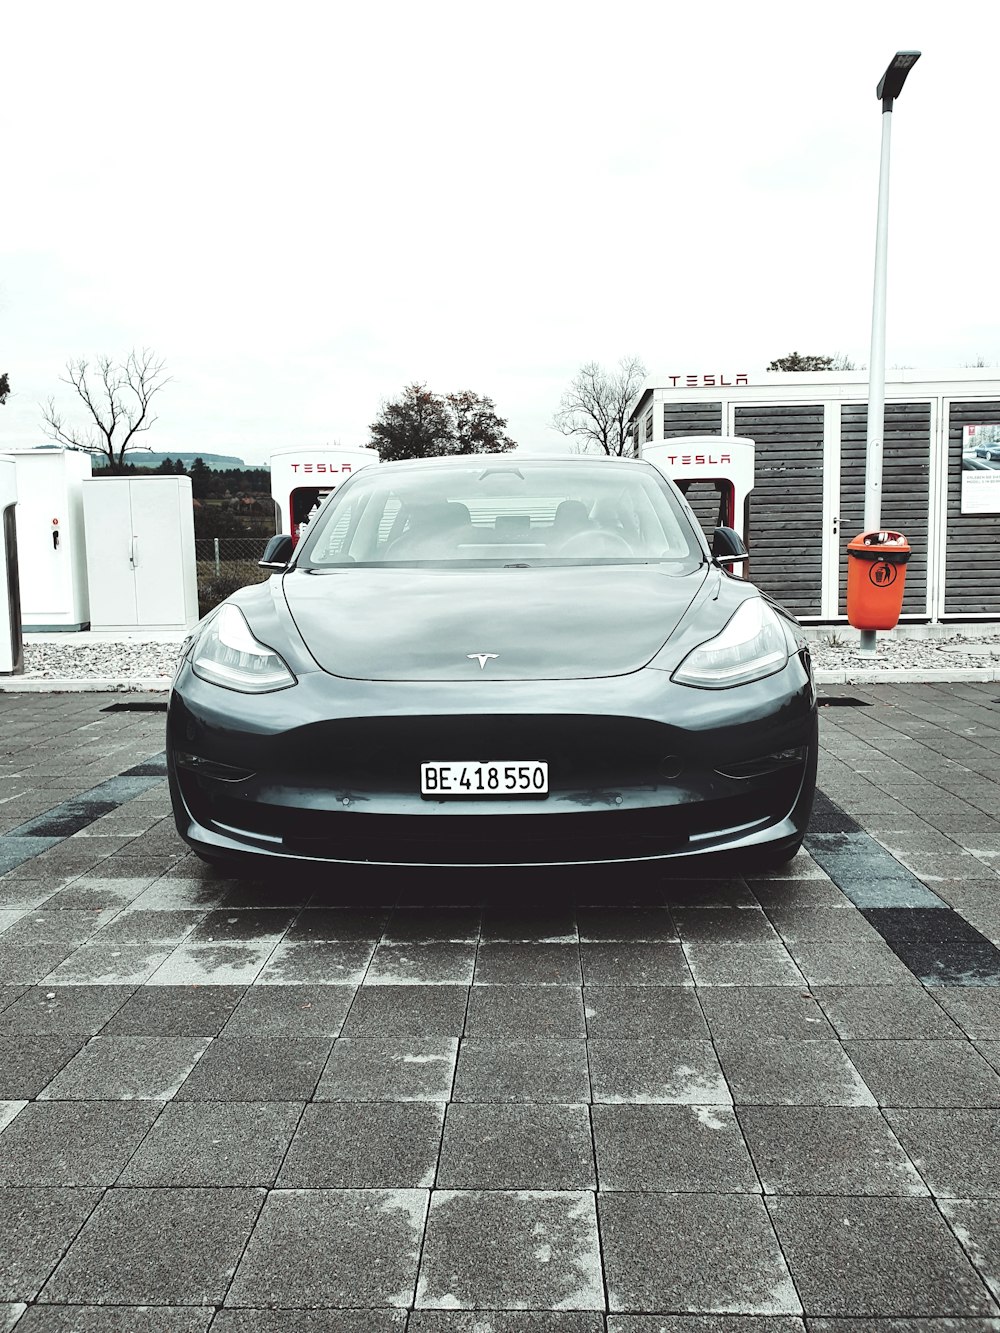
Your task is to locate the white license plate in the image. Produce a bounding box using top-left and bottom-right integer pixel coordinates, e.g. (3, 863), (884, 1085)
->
(421, 760), (548, 796)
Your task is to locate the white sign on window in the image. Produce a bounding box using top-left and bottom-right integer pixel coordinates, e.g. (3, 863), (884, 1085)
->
(961, 423), (1000, 514)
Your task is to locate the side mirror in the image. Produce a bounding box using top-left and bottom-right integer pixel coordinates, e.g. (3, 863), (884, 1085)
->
(259, 533), (294, 569)
(711, 526), (749, 565)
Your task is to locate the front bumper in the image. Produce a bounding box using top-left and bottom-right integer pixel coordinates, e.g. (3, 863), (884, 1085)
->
(167, 655), (817, 868)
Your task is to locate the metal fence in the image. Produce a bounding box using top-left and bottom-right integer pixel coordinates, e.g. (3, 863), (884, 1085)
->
(195, 537), (271, 614)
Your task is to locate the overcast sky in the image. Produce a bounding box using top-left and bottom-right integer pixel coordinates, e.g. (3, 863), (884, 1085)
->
(2, 0), (998, 465)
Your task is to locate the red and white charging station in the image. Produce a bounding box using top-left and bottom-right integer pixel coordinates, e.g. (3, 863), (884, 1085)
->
(269, 446), (379, 546)
(642, 435), (755, 573)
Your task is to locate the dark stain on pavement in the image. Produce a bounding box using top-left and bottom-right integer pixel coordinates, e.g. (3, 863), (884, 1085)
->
(807, 791), (1000, 988)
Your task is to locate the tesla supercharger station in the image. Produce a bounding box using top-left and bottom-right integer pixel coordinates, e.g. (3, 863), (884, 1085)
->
(643, 435), (755, 576)
(0, 457), (23, 674)
(270, 446), (380, 546)
(82, 475), (199, 631)
(5, 447), (92, 629)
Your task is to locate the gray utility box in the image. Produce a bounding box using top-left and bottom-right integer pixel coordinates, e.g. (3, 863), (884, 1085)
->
(0, 456), (23, 673)
(82, 476), (199, 631)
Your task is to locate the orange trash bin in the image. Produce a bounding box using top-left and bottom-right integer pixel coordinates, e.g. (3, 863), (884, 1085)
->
(846, 530), (911, 631)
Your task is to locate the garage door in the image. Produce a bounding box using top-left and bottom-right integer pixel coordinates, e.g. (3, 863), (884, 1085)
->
(943, 400), (1000, 614)
(837, 402), (931, 618)
(733, 403), (825, 617)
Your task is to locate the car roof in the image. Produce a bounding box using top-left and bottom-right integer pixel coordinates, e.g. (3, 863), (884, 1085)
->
(371, 453), (652, 471)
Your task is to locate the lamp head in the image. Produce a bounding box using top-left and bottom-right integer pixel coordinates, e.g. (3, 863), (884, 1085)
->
(877, 51), (921, 104)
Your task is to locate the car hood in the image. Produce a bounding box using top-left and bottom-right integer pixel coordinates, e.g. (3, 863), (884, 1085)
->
(282, 564), (708, 681)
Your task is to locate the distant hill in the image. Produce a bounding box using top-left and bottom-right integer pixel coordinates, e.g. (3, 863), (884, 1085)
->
(94, 451), (263, 471)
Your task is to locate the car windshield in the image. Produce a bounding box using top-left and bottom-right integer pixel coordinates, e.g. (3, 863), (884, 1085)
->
(296, 459), (705, 569)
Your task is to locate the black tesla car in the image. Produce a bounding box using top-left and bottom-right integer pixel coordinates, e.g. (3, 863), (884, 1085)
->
(167, 454), (817, 869)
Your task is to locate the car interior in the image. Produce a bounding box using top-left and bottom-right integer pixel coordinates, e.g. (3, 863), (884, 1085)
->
(304, 468), (702, 566)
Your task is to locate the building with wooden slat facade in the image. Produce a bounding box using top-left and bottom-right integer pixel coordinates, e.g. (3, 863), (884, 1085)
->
(629, 370), (1000, 623)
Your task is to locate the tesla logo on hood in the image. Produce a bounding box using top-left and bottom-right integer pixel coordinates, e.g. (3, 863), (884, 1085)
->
(468, 653), (499, 670)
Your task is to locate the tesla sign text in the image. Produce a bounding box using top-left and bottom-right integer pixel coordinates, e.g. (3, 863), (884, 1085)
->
(662, 453), (732, 467)
(664, 374), (750, 387)
(289, 463), (353, 474)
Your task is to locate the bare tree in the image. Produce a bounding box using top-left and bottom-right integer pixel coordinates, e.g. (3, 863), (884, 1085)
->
(0, 373), (9, 405)
(553, 356), (647, 457)
(41, 349), (170, 473)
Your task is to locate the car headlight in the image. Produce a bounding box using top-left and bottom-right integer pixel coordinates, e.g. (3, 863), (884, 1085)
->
(672, 598), (789, 689)
(191, 604), (296, 693)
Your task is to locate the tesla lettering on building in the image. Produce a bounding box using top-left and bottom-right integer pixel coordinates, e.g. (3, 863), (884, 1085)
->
(663, 374), (750, 388)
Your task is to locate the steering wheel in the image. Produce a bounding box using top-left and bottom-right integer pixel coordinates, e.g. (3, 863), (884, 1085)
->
(557, 529), (634, 556)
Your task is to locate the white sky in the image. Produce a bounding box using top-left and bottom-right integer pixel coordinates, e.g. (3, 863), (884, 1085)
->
(2, 0), (998, 464)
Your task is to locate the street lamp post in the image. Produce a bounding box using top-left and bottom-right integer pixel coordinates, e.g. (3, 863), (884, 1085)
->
(859, 49), (921, 656)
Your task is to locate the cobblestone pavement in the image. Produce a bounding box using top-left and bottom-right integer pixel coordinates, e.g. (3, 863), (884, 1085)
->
(2, 684), (1000, 1331)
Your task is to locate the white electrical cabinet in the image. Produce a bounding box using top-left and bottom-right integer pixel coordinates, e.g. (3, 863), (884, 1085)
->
(0, 457), (23, 673)
(6, 447), (92, 631)
(82, 476), (199, 631)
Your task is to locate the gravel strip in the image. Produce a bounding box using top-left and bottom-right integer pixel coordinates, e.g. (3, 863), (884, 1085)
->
(21, 641), (185, 681)
(809, 630), (1000, 674)
(13, 629), (1000, 683)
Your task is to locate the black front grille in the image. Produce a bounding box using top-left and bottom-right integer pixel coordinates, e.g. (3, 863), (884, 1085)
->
(268, 714), (679, 790)
(184, 775), (799, 865)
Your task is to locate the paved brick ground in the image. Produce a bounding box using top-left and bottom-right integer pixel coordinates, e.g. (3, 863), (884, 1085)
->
(1, 683), (1000, 1330)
